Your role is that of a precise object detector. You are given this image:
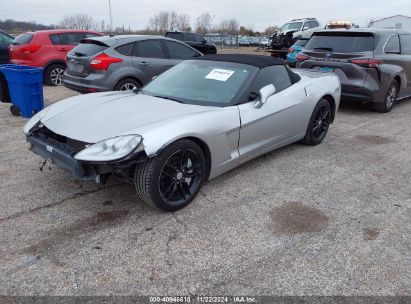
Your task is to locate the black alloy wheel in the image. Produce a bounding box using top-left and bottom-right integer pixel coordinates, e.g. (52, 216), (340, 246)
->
(134, 139), (206, 211)
(159, 149), (202, 206)
(302, 98), (332, 146)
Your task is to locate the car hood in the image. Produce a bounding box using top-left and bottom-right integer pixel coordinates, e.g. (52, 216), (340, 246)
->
(41, 91), (217, 143)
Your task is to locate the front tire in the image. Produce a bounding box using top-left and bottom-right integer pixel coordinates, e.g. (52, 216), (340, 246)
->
(44, 64), (65, 86)
(134, 139), (206, 211)
(373, 80), (398, 113)
(302, 98), (332, 146)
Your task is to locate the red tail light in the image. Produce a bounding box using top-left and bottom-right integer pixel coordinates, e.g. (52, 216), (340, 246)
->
(288, 47), (294, 53)
(296, 54), (310, 62)
(90, 53), (123, 70)
(19, 45), (42, 54)
(349, 58), (382, 68)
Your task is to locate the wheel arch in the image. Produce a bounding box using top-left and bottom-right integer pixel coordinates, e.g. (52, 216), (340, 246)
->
(321, 94), (336, 123)
(393, 75), (401, 90)
(43, 61), (66, 85)
(150, 136), (212, 182)
(184, 136), (212, 181)
(113, 76), (143, 90)
(44, 60), (66, 71)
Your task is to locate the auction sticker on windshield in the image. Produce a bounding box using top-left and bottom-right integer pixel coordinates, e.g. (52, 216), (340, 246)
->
(205, 69), (235, 81)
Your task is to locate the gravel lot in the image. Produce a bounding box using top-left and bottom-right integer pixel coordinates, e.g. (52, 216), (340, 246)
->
(0, 60), (410, 296)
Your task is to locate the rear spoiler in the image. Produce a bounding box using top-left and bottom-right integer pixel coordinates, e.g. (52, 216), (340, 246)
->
(79, 38), (110, 47)
(312, 31), (374, 37)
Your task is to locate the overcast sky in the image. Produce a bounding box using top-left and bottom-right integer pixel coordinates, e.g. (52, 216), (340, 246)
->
(1, 0), (410, 31)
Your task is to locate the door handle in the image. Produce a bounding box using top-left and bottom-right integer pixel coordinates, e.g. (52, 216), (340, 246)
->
(139, 61), (148, 66)
(58, 48), (68, 51)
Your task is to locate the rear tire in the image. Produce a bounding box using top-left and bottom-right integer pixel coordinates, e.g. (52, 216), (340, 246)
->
(114, 78), (141, 91)
(134, 139), (206, 212)
(373, 80), (398, 113)
(302, 98), (332, 146)
(44, 64), (65, 86)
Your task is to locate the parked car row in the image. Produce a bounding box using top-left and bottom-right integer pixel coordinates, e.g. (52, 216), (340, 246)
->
(205, 35), (271, 47)
(4, 29), (207, 89)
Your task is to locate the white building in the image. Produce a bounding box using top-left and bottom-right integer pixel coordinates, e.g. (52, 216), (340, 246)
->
(369, 15), (411, 31)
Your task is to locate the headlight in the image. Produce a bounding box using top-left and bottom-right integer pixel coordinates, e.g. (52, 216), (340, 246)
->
(74, 135), (143, 162)
(23, 107), (49, 135)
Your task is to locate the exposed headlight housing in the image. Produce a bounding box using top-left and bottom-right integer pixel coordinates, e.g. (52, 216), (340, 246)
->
(23, 107), (49, 135)
(74, 135), (143, 162)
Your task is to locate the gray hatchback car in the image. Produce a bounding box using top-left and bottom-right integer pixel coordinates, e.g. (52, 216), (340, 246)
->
(63, 35), (202, 93)
(297, 29), (411, 112)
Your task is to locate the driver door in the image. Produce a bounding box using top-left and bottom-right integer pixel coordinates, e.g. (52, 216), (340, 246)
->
(237, 66), (307, 163)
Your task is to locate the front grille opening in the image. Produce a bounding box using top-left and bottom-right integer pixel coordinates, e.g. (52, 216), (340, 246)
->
(36, 126), (88, 153)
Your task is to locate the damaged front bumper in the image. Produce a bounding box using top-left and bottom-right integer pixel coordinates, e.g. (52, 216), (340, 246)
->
(26, 132), (146, 183)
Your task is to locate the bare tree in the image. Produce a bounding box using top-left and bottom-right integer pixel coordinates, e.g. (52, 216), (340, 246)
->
(264, 26), (279, 36)
(59, 14), (98, 30)
(217, 18), (239, 35)
(175, 13), (191, 31)
(147, 11), (191, 34)
(195, 13), (212, 35)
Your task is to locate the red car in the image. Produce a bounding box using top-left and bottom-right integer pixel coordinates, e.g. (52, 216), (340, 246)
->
(10, 29), (102, 86)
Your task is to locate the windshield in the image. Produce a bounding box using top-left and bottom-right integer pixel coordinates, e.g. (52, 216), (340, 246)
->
(142, 60), (256, 106)
(281, 22), (303, 31)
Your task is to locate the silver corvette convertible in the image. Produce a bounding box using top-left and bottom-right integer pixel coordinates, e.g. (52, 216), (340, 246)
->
(24, 54), (341, 211)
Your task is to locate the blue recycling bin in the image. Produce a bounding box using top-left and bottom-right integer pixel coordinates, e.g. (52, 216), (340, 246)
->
(0, 64), (44, 118)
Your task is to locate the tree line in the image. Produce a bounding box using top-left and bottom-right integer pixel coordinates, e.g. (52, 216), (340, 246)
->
(1, 12), (279, 37)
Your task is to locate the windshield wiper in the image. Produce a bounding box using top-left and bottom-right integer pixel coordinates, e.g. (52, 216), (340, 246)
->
(153, 95), (183, 103)
(314, 47), (334, 52)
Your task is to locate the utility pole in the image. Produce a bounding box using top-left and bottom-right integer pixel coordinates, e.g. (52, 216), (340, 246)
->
(108, 0), (113, 32)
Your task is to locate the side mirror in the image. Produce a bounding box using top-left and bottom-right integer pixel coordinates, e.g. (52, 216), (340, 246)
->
(254, 84), (276, 108)
(201, 39), (207, 44)
(303, 26), (310, 31)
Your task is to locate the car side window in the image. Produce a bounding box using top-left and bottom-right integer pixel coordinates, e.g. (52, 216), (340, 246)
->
(55, 33), (85, 45)
(250, 66), (292, 95)
(165, 41), (199, 59)
(167, 33), (184, 41)
(384, 34), (400, 54)
(309, 21), (319, 28)
(183, 33), (196, 42)
(116, 43), (134, 56)
(194, 34), (204, 43)
(133, 40), (165, 59)
(49, 34), (62, 45)
(400, 34), (411, 55)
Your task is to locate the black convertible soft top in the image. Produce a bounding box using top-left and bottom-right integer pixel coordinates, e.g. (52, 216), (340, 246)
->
(196, 54), (301, 84)
(197, 54), (284, 68)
